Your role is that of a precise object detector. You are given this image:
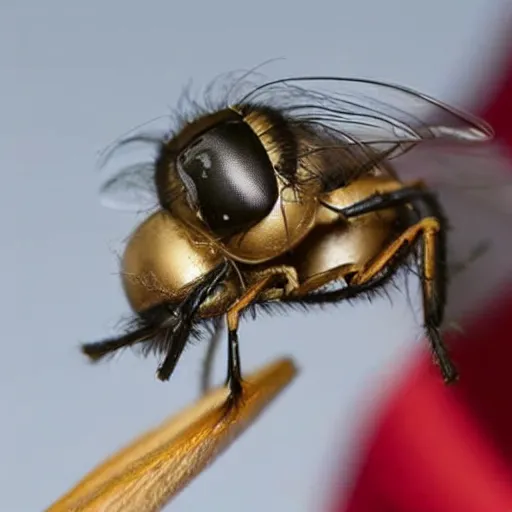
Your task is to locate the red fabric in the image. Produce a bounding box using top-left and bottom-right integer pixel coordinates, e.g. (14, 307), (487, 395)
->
(332, 30), (512, 512)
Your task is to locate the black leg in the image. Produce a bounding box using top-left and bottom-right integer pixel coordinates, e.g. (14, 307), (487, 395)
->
(220, 274), (285, 414)
(226, 328), (243, 395)
(319, 184), (457, 383)
(200, 317), (224, 394)
(320, 184), (430, 218)
(81, 324), (157, 361)
(82, 260), (230, 383)
(156, 261), (230, 381)
(217, 328), (244, 417)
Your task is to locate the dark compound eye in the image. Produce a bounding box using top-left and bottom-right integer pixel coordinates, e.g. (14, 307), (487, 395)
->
(176, 120), (278, 237)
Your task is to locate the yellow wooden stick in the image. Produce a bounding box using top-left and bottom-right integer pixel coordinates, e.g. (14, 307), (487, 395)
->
(47, 357), (298, 512)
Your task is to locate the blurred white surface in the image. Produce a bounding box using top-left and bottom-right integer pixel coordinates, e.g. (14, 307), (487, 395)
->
(1, 1), (511, 511)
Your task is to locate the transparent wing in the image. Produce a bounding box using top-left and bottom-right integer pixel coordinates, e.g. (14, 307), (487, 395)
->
(99, 162), (159, 213)
(396, 141), (512, 217)
(97, 130), (166, 213)
(238, 76), (493, 159)
(239, 76), (512, 213)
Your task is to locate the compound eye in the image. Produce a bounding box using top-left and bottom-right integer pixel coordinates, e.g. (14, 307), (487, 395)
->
(176, 120), (278, 237)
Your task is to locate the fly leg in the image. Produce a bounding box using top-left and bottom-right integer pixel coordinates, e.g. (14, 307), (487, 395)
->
(348, 218), (456, 382)
(81, 261), (230, 382)
(200, 317), (225, 394)
(223, 267), (298, 412)
(156, 261), (230, 381)
(320, 183), (456, 383)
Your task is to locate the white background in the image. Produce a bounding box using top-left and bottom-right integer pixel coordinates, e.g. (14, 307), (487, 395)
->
(1, 1), (511, 511)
